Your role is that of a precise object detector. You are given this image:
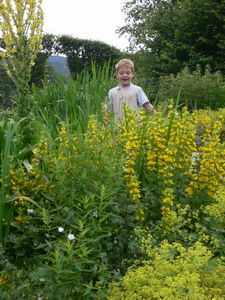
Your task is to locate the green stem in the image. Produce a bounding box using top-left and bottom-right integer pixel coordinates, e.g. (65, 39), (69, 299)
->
(165, 87), (181, 147)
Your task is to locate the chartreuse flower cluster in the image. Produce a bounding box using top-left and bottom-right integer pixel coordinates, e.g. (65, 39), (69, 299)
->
(156, 201), (222, 252)
(205, 187), (225, 224)
(108, 238), (225, 299)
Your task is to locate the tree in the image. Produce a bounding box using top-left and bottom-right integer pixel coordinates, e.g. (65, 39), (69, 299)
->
(0, 0), (43, 115)
(119, 0), (225, 77)
(55, 35), (122, 76)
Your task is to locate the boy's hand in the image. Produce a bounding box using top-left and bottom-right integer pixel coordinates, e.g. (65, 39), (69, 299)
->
(143, 102), (157, 114)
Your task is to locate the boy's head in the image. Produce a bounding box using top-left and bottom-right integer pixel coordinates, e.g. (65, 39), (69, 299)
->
(115, 59), (135, 74)
(115, 59), (134, 88)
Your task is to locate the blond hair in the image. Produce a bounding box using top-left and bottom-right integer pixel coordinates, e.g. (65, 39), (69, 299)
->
(115, 58), (135, 73)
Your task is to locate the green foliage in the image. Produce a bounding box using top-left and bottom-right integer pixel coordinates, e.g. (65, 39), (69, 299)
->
(119, 0), (225, 78)
(55, 35), (122, 76)
(0, 61), (16, 108)
(156, 66), (225, 110)
(0, 116), (33, 244)
(1, 83), (225, 298)
(1, 119), (126, 298)
(32, 62), (116, 135)
(108, 238), (225, 299)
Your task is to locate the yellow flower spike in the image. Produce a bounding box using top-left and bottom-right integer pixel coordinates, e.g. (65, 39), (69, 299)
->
(139, 209), (144, 215)
(132, 194), (141, 201)
(185, 187), (193, 195)
(15, 215), (22, 222)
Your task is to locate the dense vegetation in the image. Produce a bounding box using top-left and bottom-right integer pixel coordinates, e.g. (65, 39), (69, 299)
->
(1, 66), (225, 299)
(1, 0), (225, 299)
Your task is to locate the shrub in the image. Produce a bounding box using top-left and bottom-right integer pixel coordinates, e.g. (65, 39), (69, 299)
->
(157, 66), (225, 111)
(108, 238), (225, 299)
(55, 35), (122, 76)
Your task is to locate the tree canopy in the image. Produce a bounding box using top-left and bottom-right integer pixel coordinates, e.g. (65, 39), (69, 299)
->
(119, 0), (225, 77)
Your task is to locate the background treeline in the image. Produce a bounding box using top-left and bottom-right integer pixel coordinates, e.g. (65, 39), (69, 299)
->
(120, 0), (225, 77)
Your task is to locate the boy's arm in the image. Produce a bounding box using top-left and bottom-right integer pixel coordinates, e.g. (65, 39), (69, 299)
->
(143, 102), (157, 114)
(138, 89), (157, 114)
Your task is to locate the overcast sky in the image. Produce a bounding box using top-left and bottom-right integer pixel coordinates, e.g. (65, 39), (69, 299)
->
(42, 0), (130, 51)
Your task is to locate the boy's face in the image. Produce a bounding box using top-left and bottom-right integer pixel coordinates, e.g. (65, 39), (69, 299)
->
(116, 66), (134, 88)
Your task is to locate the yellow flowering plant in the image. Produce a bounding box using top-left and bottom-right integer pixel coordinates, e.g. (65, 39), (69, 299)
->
(107, 238), (225, 299)
(0, 0), (43, 115)
(1, 98), (225, 298)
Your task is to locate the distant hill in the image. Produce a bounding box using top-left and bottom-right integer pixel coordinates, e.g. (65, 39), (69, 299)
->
(48, 55), (70, 76)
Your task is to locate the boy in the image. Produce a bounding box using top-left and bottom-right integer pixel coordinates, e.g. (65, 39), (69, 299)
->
(108, 58), (156, 121)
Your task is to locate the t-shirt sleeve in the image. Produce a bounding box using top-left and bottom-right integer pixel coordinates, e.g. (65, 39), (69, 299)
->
(137, 89), (150, 107)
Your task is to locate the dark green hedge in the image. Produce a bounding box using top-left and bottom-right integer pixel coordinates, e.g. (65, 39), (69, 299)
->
(55, 35), (122, 76)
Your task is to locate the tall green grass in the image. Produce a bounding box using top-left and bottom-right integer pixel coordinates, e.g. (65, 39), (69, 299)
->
(0, 114), (43, 245)
(0, 117), (26, 244)
(32, 62), (116, 135)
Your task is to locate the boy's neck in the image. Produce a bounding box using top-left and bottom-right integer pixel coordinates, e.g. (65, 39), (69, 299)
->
(119, 82), (132, 89)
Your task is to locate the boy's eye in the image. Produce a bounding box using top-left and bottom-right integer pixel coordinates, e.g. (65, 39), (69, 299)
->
(119, 71), (131, 76)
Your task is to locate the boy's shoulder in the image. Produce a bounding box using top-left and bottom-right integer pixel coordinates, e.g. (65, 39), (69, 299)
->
(127, 84), (142, 94)
(130, 83), (142, 91)
(109, 86), (119, 93)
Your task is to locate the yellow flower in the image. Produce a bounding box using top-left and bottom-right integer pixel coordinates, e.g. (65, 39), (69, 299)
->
(139, 209), (144, 215)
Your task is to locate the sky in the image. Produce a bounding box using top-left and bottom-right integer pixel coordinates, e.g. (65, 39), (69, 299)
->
(42, 0), (130, 51)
